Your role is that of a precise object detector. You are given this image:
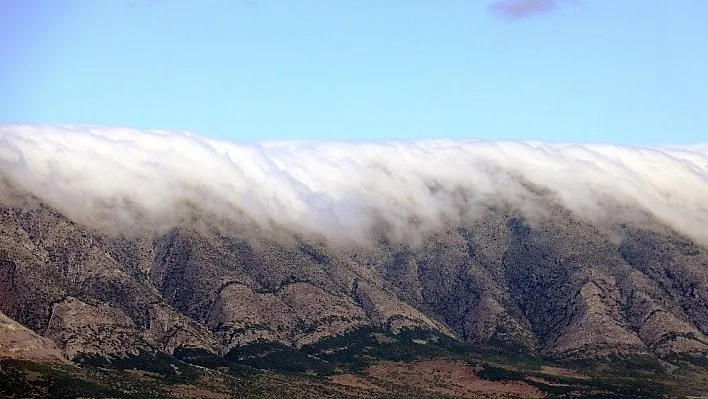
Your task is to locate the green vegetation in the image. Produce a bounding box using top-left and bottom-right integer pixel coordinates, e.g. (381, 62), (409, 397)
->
(215, 327), (476, 375)
(300, 326), (478, 371)
(0, 359), (45, 398)
(476, 364), (526, 381)
(471, 362), (673, 399)
(0, 359), (128, 399)
(664, 352), (708, 368)
(74, 351), (199, 383)
(470, 337), (539, 363)
(225, 341), (335, 375)
(558, 354), (667, 376)
(3, 330), (704, 398)
(173, 346), (230, 369)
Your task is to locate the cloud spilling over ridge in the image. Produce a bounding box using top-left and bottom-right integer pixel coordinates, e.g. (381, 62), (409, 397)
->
(489, 0), (576, 20)
(1, 125), (708, 245)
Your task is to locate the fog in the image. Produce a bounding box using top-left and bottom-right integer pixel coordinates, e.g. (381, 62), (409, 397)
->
(1, 125), (707, 245)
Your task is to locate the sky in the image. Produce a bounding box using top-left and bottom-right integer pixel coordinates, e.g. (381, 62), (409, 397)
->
(0, 0), (707, 144)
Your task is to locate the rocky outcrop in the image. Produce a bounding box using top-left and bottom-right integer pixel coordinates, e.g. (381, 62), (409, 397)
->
(0, 311), (64, 362)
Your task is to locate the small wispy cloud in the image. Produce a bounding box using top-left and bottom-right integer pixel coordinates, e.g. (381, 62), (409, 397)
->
(489, 0), (575, 20)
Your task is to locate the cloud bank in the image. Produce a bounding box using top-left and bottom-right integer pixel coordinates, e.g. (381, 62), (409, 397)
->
(1, 125), (707, 246)
(489, 0), (576, 20)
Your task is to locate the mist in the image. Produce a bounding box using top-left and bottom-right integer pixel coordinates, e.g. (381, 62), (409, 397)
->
(1, 124), (707, 245)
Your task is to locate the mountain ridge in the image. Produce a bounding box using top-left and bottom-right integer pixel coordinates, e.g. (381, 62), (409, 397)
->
(2, 125), (708, 397)
(2, 182), (708, 367)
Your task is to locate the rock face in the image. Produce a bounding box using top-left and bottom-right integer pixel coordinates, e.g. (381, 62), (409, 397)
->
(1, 186), (708, 366)
(0, 310), (64, 362)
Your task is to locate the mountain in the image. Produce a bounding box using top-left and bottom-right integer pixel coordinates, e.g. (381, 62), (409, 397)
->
(1, 125), (708, 397)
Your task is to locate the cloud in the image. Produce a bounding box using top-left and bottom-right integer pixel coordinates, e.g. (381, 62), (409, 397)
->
(489, 0), (575, 20)
(1, 125), (708, 247)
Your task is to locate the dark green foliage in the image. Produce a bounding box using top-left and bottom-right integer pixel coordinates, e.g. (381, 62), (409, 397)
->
(396, 328), (473, 355)
(221, 328), (475, 375)
(468, 355), (678, 399)
(226, 362), (260, 377)
(298, 243), (330, 265)
(0, 344), (693, 399)
(173, 347), (229, 369)
(525, 380), (576, 397)
(0, 359), (128, 399)
(471, 337), (538, 361)
(476, 364), (525, 381)
(73, 351), (199, 383)
(46, 376), (127, 399)
(225, 341), (335, 375)
(301, 327), (378, 371)
(0, 329), (696, 399)
(560, 354), (666, 375)
(473, 362), (672, 398)
(568, 377), (669, 399)
(665, 352), (708, 368)
(302, 327), (477, 372)
(0, 359), (44, 397)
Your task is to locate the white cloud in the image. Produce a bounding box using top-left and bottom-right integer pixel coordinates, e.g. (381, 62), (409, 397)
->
(1, 124), (707, 245)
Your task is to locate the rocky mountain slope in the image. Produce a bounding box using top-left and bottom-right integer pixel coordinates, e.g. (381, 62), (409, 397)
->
(2, 180), (708, 369)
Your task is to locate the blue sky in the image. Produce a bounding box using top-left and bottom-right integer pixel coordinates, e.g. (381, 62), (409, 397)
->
(1, 0), (707, 144)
